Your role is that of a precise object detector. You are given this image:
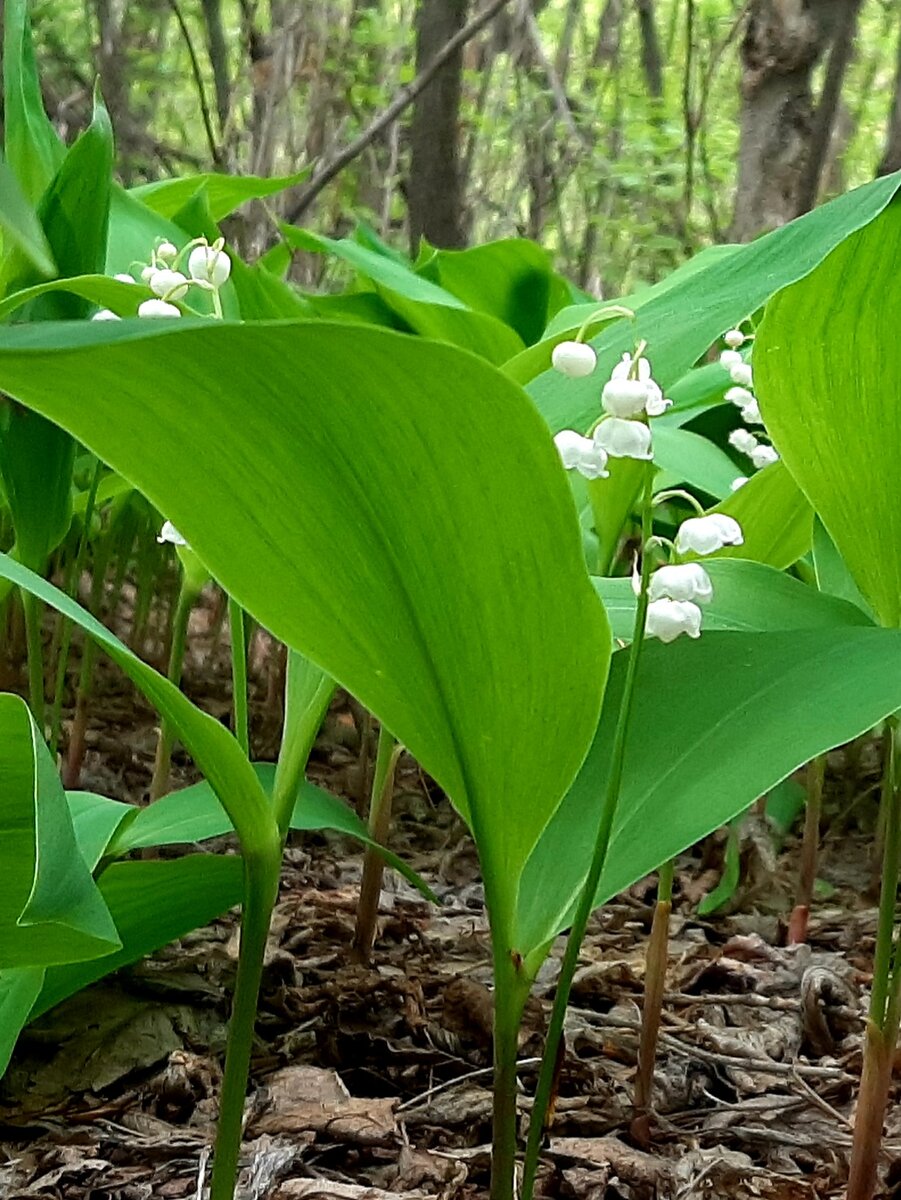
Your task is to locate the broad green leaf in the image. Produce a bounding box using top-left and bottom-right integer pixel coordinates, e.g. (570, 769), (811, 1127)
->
(426, 239), (554, 345)
(0, 275), (151, 322)
(0, 160), (54, 277)
(657, 361), (735, 429)
(593, 558), (873, 640)
(3, 0), (65, 203)
(32, 856), (244, 1020)
(586, 458), (646, 574)
(0, 968), (44, 1076)
(273, 649), (335, 832)
(0, 693), (119, 967)
(130, 169), (310, 222)
(67, 791), (133, 869)
(756, 199), (901, 626)
(812, 519), (875, 619)
(0, 555), (275, 854)
(518, 628), (901, 963)
(0, 320), (610, 947)
(282, 227), (523, 364)
(652, 425), (739, 499)
(531, 173), (901, 436)
(0, 402), (75, 569)
(106, 186), (188, 277)
(686, 462), (814, 569)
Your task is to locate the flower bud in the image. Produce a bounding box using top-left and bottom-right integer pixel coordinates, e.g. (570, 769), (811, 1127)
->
(730, 476), (749, 492)
(675, 513), (743, 556)
(91, 308), (120, 321)
(719, 349), (742, 369)
(646, 598), (702, 643)
(156, 241), (179, 263)
(730, 362), (753, 388)
(725, 386), (754, 407)
(601, 377), (649, 418)
(740, 399), (762, 424)
(648, 562), (713, 605)
(113, 272), (136, 283)
(728, 429), (759, 454)
(593, 417), (653, 460)
(724, 329), (745, 349)
(750, 444), (779, 469)
(551, 340), (597, 378)
(188, 244), (232, 288)
(140, 265), (157, 283)
(138, 298), (182, 319)
(150, 269), (190, 300)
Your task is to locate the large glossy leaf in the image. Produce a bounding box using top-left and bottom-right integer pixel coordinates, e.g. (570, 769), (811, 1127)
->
(3, 0), (65, 204)
(0, 319), (610, 947)
(130, 170), (310, 222)
(531, 173), (901, 436)
(0, 693), (119, 968)
(756, 199), (901, 626)
(593, 558), (873, 641)
(0, 968), (44, 1076)
(0, 161), (54, 277)
(32, 856), (244, 1020)
(518, 628), (901, 962)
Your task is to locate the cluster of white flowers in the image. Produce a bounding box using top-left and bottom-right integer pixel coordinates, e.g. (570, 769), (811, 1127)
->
(91, 238), (232, 322)
(551, 340), (671, 480)
(644, 513), (743, 643)
(719, 328), (778, 487)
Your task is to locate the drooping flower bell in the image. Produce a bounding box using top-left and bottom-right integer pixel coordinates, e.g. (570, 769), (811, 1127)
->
(138, 298), (182, 319)
(150, 269), (190, 301)
(675, 513), (743, 556)
(594, 417), (653, 460)
(645, 598), (703, 643)
(188, 243), (232, 289)
(553, 430), (609, 479)
(723, 329), (745, 349)
(728, 428), (759, 455)
(157, 520), (187, 546)
(648, 562), (713, 605)
(730, 362), (753, 388)
(749, 444), (779, 469)
(91, 308), (120, 322)
(551, 340), (597, 378)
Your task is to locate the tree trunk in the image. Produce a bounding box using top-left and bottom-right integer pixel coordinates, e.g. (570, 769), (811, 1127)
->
(879, 16), (901, 176)
(408, 0), (469, 250)
(634, 0), (663, 100)
(731, 0), (845, 242)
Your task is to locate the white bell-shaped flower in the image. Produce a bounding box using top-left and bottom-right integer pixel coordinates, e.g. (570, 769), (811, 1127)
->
(741, 399), (762, 425)
(750, 444), (779, 469)
(157, 520), (187, 546)
(113, 272), (136, 284)
(719, 349), (742, 369)
(728, 428), (759, 454)
(602, 377), (649, 418)
(150, 269), (190, 300)
(675, 513), (743, 556)
(91, 308), (120, 321)
(594, 417), (653, 460)
(724, 329), (745, 349)
(138, 298), (182, 319)
(156, 241), (179, 263)
(551, 340), (597, 378)
(730, 476), (749, 492)
(725, 386), (754, 408)
(648, 562), (713, 605)
(730, 362), (753, 388)
(644, 379), (672, 416)
(188, 244), (232, 289)
(646, 598), (703, 643)
(553, 430), (609, 479)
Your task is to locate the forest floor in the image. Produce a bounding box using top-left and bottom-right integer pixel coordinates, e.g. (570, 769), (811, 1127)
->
(0, 598), (894, 1200)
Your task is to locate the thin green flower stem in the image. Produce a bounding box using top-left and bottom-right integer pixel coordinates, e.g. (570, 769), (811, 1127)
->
(352, 726), (403, 962)
(209, 839), (283, 1200)
(21, 589), (46, 732)
(228, 596), (249, 757)
(49, 459), (103, 756)
(574, 304), (634, 342)
(149, 580), (198, 801)
(869, 720), (901, 1028)
(489, 945), (532, 1200)
(521, 462), (655, 1200)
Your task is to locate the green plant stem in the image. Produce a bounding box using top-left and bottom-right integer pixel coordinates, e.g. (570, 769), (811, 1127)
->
(490, 947), (532, 1200)
(209, 840), (282, 1200)
(521, 463), (655, 1200)
(228, 595), (249, 757)
(149, 580), (197, 801)
(847, 720), (901, 1200)
(21, 588), (45, 732)
(352, 725), (402, 962)
(49, 460), (102, 756)
(633, 858), (673, 1132)
(788, 754), (825, 945)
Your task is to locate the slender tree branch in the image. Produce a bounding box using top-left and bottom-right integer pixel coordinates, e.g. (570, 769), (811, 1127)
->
(164, 0), (224, 167)
(285, 0), (515, 224)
